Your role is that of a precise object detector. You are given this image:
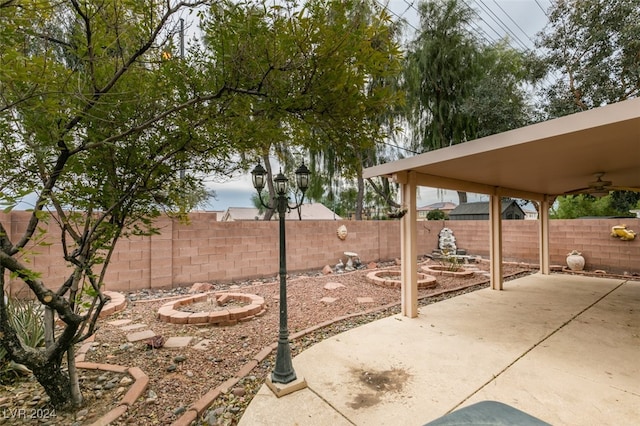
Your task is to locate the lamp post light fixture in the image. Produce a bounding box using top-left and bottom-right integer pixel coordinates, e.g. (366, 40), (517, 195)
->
(251, 161), (310, 390)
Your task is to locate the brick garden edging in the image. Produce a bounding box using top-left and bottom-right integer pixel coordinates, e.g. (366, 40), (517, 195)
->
(366, 268), (437, 289)
(99, 291), (127, 318)
(74, 337), (149, 426)
(157, 292), (266, 326)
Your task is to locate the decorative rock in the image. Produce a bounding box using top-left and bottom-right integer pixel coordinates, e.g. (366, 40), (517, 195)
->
(173, 355), (187, 363)
(189, 282), (214, 293)
(145, 335), (166, 349)
(192, 339), (213, 351)
(320, 297), (337, 304)
(120, 376), (133, 385)
(438, 227), (457, 253)
(119, 342), (134, 351)
(232, 387), (246, 397)
(166, 364), (177, 372)
(367, 262), (378, 269)
(173, 406), (187, 416)
(357, 297), (374, 304)
(322, 265), (333, 275)
(323, 282), (345, 290)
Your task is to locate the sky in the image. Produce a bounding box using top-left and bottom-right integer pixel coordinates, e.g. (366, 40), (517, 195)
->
(205, 0), (554, 211)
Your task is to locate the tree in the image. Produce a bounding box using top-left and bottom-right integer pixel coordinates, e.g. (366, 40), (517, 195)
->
(536, 0), (640, 116)
(550, 194), (637, 219)
(427, 209), (447, 220)
(199, 0), (403, 220)
(535, 0), (640, 211)
(402, 0), (535, 203)
(0, 0), (245, 409)
(0, 0), (403, 408)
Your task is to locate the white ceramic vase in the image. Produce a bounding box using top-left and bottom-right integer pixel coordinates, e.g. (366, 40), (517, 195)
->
(566, 250), (585, 271)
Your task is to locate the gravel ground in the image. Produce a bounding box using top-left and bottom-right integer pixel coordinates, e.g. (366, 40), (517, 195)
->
(0, 259), (533, 425)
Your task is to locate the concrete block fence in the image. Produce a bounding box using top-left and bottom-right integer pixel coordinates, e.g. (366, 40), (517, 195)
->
(2, 211), (638, 295)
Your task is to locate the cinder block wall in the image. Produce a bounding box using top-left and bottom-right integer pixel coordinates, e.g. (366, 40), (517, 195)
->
(2, 211), (638, 294)
(446, 219), (640, 273)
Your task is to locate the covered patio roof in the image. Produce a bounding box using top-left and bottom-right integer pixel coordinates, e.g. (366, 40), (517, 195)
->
(364, 97), (640, 200)
(363, 98), (640, 317)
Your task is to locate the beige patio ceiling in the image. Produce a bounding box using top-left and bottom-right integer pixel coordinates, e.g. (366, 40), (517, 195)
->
(363, 98), (640, 319)
(364, 97), (640, 198)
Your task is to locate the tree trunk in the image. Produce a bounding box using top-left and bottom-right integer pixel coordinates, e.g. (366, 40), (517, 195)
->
(68, 345), (84, 406)
(32, 360), (73, 409)
(457, 191), (468, 204)
(355, 174), (364, 220)
(262, 155), (276, 221)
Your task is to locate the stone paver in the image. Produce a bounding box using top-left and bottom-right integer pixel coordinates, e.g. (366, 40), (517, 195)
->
(356, 297), (374, 304)
(107, 319), (132, 326)
(120, 323), (147, 331)
(126, 330), (156, 342)
(192, 339), (213, 351)
(163, 336), (195, 349)
(320, 297), (338, 304)
(324, 282), (345, 290)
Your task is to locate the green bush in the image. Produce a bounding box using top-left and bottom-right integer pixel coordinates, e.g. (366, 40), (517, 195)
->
(0, 297), (45, 376)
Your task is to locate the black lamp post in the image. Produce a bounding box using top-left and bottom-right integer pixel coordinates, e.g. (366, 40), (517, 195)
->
(251, 161), (310, 384)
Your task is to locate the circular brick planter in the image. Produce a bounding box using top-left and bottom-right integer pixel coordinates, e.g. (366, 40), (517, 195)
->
(421, 265), (475, 278)
(157, 292), (266, 326)
(366, 269), (437, 289)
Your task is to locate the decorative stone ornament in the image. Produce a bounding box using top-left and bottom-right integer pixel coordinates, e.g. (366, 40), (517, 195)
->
(566, 250), (585, 271)
(337, 225), (348, 240)
(611, 224), (637, 241)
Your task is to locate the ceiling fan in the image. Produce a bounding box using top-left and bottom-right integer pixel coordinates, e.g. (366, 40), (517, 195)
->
(564, 172), (640, 197)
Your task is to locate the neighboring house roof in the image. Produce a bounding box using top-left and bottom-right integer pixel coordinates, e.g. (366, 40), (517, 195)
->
(282, 203), (341, 220)
(221, 203), (340, 221)
(449, 200), (524, 216)
(417, 201), (458, 211)
(221, 207), (263, 221)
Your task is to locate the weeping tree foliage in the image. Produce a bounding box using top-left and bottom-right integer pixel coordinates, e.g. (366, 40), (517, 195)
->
(402, 0), (536, 204)
(199, 0), (403, 220)
(536, 0), (640, 117)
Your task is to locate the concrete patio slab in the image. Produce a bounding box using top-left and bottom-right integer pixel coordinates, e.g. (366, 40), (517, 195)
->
(239, 274), (640, 426)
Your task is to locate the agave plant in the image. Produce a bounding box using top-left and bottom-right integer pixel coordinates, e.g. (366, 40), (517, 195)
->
(0, 297), (45, 375)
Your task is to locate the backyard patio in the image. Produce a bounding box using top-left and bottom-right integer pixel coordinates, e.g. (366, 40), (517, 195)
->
(240, 273), (640, 425)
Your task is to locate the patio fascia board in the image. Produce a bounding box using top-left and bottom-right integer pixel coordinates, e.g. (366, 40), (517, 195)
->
(392, 171), (545, 202)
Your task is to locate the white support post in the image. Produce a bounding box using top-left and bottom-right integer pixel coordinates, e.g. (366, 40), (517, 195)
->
(539, 196), (552, 275)
(489, 194), (503, 290)
(400, 172), (418, 317)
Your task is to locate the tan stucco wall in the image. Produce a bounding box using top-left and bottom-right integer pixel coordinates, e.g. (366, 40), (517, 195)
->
(2, 212), (638, 294)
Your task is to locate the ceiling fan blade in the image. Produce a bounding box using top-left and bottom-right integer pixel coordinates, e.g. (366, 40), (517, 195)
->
(564, 187), (591, 195)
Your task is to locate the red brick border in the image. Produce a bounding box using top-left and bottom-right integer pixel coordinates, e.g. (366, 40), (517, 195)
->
(366, 268), (438, 289)
(74, 344), (149, 426)
(157, 292), (266, 326)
